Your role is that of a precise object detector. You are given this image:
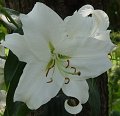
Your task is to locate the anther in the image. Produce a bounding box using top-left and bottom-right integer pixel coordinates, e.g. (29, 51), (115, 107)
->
(71, 67), (76, 73)
(77, 71), (81, 76)
(46, 68), (50, 77)
(66, 60), (70, 68)
(47, 78), (53, 83)
(65, 77), (70, 84)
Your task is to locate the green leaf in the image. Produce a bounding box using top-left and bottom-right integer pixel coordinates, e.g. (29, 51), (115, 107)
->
(4, 102), (30, 116)
(87, 78), (101, 116)
(0, 23), (7, 41)
(0, 24), (7, 40)
(4, 51), (30, 116)
(4, 51), (19, 89)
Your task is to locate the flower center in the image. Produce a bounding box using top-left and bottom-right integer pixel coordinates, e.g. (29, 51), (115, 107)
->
(45, 41), (81, 84)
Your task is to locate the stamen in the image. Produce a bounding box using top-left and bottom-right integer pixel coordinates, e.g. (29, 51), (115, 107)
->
(71, 67), (76, 73)
(77, 71), (81, 76)
(65, 77), (70, 84)
(66, 60), (70, 68)
(46, 68), (50, 77)
(46, 60), (55, 77)
(47, 78), (53, 83)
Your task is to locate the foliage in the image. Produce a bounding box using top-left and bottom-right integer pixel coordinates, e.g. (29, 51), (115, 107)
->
(4, 51), (30, 116)
(109, 31), (120, 115)
(109, 67), (120, 115)
(110, 32), (120, 64)
(0, 23), (7, 40)
(110, 32), (120, 44)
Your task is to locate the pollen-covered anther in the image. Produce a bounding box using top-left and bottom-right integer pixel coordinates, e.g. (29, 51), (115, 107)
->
(65, 77), (70, 84)
(77, 71), (81, 76)
(71, 67), (76, 73)
(70, 66), (81, 76)
(46, 68), (50, 77)
(47, 78), (53, 83)
(65, 60), (70, 68)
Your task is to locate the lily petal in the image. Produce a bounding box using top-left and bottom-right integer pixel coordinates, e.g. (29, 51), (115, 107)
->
(78, 5), (94, 17)
(95, 30), (115, 52)
(62, 5), (114, 57)
(70, 55), (112, 80)
(58, 35), (114, 58)
(93, 10), (109, 32)
(20, 2), (65, 49)
(1, 33), (37, 63)
(14, 62), (62, 109)
(64, 100), (82, 114)
(64, 10), (94, 39)
(62, 80), (89, 114)
(78, 5), (109, 33)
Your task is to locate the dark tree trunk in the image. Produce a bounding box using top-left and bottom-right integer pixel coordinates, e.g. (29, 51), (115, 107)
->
(5, 0), (109, 116)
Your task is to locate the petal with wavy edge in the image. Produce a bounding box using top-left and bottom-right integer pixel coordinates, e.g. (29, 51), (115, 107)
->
(1, 33), (36, 63)
(20, 2), (65, 50)
(62, 80), (89, 114)
(62, 5), (112, 57)
(14, 62), (63, 109)
(58, 34), (114, 58)
(69, 55), (112, 80)
(78, 5), (109, 31)
(64, 10), (94, 39)
(2, 33), (50, 62)
(95, 30), (115, 52)
(93, 10), (109, 32)
(64, 100), (82, 114)
(78, 5), (94, 17)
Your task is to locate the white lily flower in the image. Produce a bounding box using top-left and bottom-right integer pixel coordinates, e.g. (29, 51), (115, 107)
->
(1, 3), (115, 114)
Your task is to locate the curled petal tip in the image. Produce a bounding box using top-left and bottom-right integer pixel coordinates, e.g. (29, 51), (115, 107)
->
(64, 99), (82, 114)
